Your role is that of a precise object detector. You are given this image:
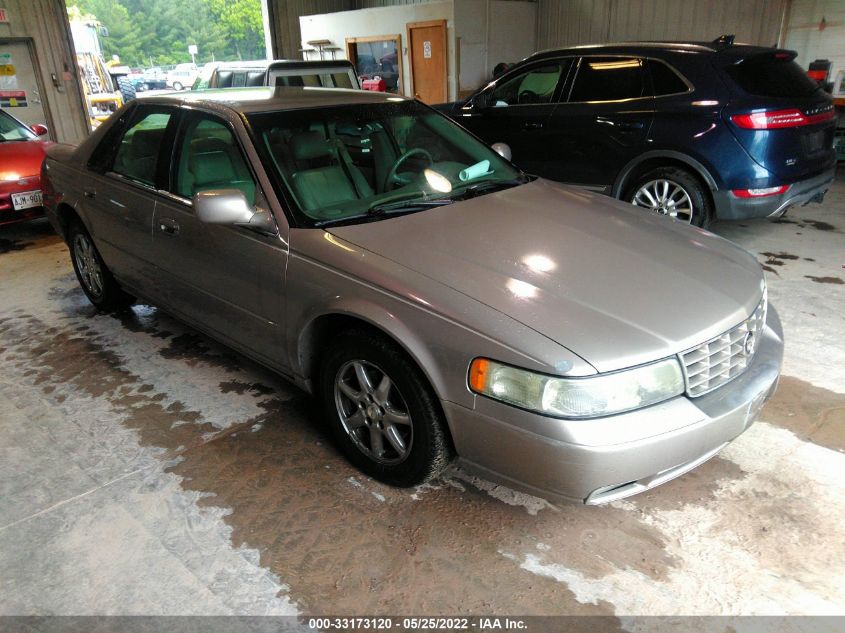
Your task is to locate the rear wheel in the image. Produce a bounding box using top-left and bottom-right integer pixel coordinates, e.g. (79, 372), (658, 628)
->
(172, 81), (183, 91)
(318, 329), (452, 487)
(626, 166), (712, 228)
(68, 221), (134, 311)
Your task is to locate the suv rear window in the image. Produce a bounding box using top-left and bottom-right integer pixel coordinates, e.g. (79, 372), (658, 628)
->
(724, 56), (820, 98)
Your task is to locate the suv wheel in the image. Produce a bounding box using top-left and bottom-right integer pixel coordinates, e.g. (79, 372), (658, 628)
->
(68, 221), (134, 311)
(172, 81), (183, 91)
(626, 167), (712, 228)
(318, 329), (453, 487)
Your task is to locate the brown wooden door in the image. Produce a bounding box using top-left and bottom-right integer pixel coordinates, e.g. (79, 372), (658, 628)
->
(407, 20), (447, 103)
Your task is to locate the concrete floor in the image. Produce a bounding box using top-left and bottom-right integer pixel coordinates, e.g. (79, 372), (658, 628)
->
(1, 174), (844, 619)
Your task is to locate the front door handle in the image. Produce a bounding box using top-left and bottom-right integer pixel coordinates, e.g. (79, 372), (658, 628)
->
(83, 189), (96, 200)
(158, 217), (180, 235)
(522, 121), (544, 130)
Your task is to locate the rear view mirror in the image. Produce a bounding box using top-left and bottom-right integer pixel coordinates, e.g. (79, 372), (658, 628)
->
(491, 143), (512, 161)
(193, 189), (276, 234)
(31, 124), (48, 137)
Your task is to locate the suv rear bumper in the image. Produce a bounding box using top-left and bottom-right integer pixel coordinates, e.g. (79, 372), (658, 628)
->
(713, 166), (836, 220)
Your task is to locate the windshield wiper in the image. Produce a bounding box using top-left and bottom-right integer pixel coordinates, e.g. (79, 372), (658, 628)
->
(451, 175), (533, 200)
(314, 198), (453, 228)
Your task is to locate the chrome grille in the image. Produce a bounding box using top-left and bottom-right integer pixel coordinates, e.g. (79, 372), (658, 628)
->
(680, 296), (767, 397)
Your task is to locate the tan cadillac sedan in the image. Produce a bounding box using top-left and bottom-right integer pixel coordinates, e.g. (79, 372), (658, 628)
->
(42, 88), (783, 504)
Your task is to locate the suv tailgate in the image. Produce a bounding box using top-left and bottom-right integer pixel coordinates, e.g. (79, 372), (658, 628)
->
(720, 51), (836, 183)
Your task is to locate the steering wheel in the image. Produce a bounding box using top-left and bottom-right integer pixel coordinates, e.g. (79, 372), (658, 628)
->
(382, 148), (434, 192)
(518, 90), (540, 104)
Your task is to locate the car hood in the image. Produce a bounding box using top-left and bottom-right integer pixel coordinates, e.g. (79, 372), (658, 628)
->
(0, 140), (49, 179)
(328, 179), (764, 373)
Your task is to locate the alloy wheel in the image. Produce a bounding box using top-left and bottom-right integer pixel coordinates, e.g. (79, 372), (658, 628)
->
(632, 178), (694, 223)
(334, 360), (413, 465)
(73, 233), (104, 298)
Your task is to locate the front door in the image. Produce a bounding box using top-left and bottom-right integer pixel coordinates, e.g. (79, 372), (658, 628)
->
(407, 20), (447, 103)
(0, 40), (49, 131)
(457, 58), (572, 177)
(150, 111), (288, 370)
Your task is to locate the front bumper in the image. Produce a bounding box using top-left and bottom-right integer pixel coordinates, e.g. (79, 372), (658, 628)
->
(713, 166), (836, 220)
(444, 306), (784, 504)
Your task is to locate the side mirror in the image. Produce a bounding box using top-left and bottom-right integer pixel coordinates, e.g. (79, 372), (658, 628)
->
(31, 123), (48, 137)
(491, 142), (512, 161)
(473, 91), (494, 110)
(193, 189), (276, 234)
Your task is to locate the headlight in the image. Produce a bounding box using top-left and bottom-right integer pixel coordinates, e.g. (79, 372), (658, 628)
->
(468, 357), (684, 418)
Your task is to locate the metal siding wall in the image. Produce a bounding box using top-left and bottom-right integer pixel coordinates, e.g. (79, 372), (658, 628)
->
(0, 0), (89, 143)
(537, 0), (787, 49)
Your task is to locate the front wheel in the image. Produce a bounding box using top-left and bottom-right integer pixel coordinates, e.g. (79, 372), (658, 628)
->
(626, 167), (712, 228)
(318, 329), (453, 487)
(172, 81), (183, 91)
(68, 221), (134, 311)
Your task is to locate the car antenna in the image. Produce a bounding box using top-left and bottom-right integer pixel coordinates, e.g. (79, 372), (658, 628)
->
(712, 34), (735, 48)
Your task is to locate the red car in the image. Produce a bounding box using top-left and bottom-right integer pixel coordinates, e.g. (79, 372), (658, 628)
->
(0, 109), (51, 226)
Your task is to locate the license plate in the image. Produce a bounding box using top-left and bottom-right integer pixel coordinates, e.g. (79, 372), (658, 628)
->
(11, 190), (42, 210)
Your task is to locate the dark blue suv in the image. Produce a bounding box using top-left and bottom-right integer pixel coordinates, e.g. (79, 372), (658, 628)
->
(440, 38), (837, 227)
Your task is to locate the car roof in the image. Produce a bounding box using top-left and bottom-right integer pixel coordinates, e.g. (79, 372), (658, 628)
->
(139, 86), (409, 114)
(526, 41), (787, 61)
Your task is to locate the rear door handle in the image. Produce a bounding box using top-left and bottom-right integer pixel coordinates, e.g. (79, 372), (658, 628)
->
(596, 117), (644, 130)
(83, 189), (96, 199)
(522, 121), (544, 130)
(158, 217), (180, 235)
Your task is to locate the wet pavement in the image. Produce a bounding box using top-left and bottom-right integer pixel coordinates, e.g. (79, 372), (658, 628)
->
(1, 176), (844, 617)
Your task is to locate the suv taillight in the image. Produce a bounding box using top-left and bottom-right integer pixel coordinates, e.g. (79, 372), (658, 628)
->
(731, 185), (790, 198)
(731, 108), (836, 129)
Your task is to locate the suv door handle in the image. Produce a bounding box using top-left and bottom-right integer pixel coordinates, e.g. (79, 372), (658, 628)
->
(158, 217), (180, 235)
(596, 117), (644, 130)
(522, 121), (544, 130)
(83, 189), (96, 199)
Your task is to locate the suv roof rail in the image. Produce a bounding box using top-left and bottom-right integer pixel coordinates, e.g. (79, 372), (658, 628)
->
(712, 34), (735, 48)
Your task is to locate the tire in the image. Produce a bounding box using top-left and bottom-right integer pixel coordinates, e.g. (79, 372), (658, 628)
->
(625, 166), (713, 228)
(172, 81), (183, 91)
(67, 220), (134, 312)
(116, 76), (136, 103)
(318, 329), (453, 487)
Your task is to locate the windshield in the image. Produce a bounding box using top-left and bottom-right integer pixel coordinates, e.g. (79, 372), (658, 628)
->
(247, 101), (524, 227)
(0, 110), (36, 142)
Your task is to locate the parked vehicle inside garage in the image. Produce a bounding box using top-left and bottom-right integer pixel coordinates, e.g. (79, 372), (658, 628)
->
(0, 110), (51, 226)
(439, 37), (837, 228)
(42, 87), (782, 504)
(192, 60), (361, 91)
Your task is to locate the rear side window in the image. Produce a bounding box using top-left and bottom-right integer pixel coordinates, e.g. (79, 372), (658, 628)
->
(332, 72), (354, 89)
(724, 56), (820, 98)
(569, 57), (645, 102)
(647, 59), (690, 96)
(215, 71), (234, 88)
(246, 71), (265, 86)
(111, 110), (172, 186)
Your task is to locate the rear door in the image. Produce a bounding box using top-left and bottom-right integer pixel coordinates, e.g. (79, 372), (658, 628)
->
(721, 52), (836, 183)
(81, 105), (176, 293)
(149, 109), (289, 369)
(545, 56), (654, 191)
(456, 58), (573, 176)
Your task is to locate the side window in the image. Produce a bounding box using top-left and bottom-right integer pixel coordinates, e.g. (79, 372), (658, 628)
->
(647, 59), (690, 96)
(216, 70), (234, 88)
(111, 110), (172, 186)
(174, 116), (256, 206)
(246, 70), (266, 86)
(332, 72), (354, 89)
(491, 62), (567, 106)
(569, 57), (646, 103)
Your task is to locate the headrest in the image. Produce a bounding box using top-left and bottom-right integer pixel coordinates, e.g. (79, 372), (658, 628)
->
(131, 129), (163, 155)
(291, 130), (332, 161)
(190, 136), (231, 154)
